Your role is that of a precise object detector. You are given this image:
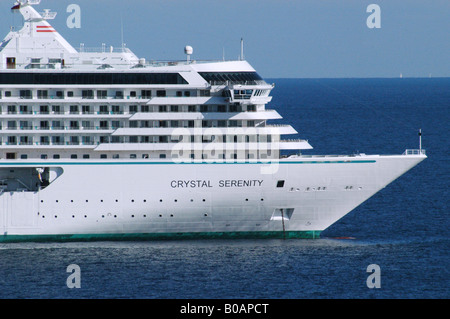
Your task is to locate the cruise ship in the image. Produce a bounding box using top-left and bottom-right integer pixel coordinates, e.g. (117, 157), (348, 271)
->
(0, 1), (426, 242)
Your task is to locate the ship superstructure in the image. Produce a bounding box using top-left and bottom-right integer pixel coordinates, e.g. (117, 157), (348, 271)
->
(0, 1), (426, 242)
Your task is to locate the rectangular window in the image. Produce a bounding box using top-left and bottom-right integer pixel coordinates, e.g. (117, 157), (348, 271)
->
(99, 105), (109, 114)
(97, 90), (107, 99)
(6, 57), (16, 69)
(40, 136), (50, 145)
(20, 90), (32, 99)
(99, 121), (108, 129)
(19, 105), (29, 114)
(52, 105), (61, 114)
(82, 90), (94, 99)
(156, 90), (166, 97)
(70, 105), (79, 114)
(51, 121), (60, 130)
(7, 121), (17, 130)
(40, 105), (49, 114)
(129, 105), (138, 114)
(129, 136), (138, 143)
(141, 90), (152, 98)
(19, 136), (29, 145)
(7, 136), (17, 145)
(111, 121), (121, 129)
(111, 105), (121, 114)
(69, 121), (79, 129)
(52, 136), (63, 145)
(70, 136), (79, 145)
(37, 90), (48, 99)
(81, 121), (91, 129)
(82, 105), (91, 114)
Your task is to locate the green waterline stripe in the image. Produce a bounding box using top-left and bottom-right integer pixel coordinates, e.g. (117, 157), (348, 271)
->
(0, 231), (321, 243)
(0, 160), (376, 166)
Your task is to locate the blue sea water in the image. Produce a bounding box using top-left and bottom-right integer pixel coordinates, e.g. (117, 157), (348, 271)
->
(0, 78), (448, 300)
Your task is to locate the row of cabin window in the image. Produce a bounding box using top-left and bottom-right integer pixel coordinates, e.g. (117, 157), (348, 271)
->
(17, 151), (273, 160)
(0, 104), (256, 114)
(0, 119), (259, 130)
(1, 134), (273, 144)
(0, 89), (211, 99)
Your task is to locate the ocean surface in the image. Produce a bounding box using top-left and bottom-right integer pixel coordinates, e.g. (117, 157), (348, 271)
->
(0, 78), (448, 300)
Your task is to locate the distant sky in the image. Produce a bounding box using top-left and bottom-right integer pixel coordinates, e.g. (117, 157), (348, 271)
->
(0, 0), (449, 78)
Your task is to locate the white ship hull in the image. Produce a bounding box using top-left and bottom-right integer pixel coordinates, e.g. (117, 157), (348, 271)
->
(0, 153), (425, 242)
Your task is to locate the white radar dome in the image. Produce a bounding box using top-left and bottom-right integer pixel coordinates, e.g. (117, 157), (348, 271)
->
(184, 46), (193, 55)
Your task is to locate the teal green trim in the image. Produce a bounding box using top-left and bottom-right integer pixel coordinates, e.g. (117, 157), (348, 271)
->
(0, 231), (321, 243)
(0, 160), (375, 166)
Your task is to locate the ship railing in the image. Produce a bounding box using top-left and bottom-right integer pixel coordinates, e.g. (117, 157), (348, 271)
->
(403, 149), (426, 156)
(78, 47), (133, 54)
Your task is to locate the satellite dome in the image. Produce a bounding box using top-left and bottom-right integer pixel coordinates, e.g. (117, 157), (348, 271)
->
(184, 46), (193, 55)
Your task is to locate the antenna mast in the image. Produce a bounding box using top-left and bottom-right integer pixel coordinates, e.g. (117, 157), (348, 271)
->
(419, 129), (422, 153)
(240, 38), (244, 61)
